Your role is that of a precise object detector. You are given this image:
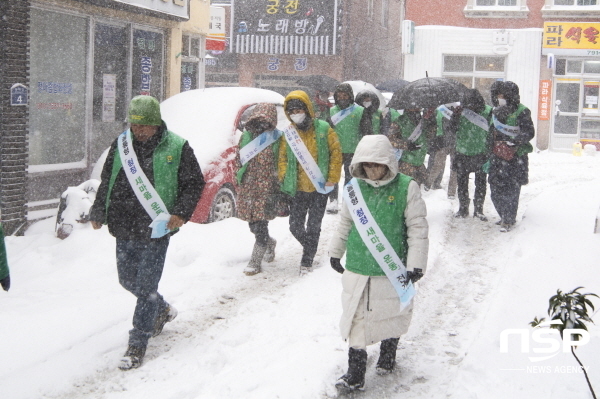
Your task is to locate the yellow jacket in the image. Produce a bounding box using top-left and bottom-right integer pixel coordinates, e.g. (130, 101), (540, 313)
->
(278, 90), (342, 193)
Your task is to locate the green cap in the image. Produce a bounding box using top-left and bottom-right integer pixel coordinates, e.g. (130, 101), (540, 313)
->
(128, 95), (162, 126)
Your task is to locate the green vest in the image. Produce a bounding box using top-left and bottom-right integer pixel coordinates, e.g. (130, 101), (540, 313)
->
(106, 130), (186, 217)
(281, 120), (331, 196)
(330, 104), (364, 154)
(455, 105), (492, 156)
(0, 224), (9, 281)
(345, 174), (412, 276)
(397, 113), (427, 166)
(503, 104), (534, 157)
(236, 129), (280, 185)
(371, 109), (382, 135)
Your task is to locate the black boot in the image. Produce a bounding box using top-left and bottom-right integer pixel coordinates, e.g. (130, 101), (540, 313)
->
(454, 201), (469, 218)
(473, 200), (488, 222)
(335, 347), (367, 391)
(376, 338), (399, 375)
(119, 345), (146, 370)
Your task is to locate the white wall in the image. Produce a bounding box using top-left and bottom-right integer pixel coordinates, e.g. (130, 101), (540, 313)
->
(404, 26), (543, 134)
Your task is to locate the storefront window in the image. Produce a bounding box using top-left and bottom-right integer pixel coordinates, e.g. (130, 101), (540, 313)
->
(584, 61), (600, 74)
(29, 8), (88, 167)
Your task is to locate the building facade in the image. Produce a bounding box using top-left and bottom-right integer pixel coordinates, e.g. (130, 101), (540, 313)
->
(206, 0), (405, 95)
(0, 0), (209, 234)
(404, 0), (600, 152)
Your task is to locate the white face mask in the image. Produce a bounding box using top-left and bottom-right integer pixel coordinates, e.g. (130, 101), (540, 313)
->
(362, 101), (372, 108)
(290, 113), (306, 124)
(498, 98), (507, 106)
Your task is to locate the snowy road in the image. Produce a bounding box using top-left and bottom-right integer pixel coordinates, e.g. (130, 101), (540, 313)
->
(2, 151), (600, 399)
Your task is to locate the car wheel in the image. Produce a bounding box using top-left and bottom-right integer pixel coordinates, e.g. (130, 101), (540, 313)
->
(209, 187), (236, 222)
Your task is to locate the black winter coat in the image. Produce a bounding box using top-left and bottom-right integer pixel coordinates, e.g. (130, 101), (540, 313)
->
(488, 106), (535, 186)
(90, 123), (205, 240)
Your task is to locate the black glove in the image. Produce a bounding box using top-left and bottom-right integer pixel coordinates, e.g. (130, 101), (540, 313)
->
(406, 268), (423, 284)
(406, 141), (421, 151)
(1, 274), (10, 291)
(330, 258), (344, 274)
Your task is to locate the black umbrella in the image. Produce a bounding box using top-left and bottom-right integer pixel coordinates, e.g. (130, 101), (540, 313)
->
(296, 75), (340, 93)
(441, 78), (471, 105)
(388, 77), (461, 110)
(375, 79), (410, 93)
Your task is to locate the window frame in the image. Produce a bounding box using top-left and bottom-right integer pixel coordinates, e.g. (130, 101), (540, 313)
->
(542, 0), (600, 18)
(464, 0), (529, 18)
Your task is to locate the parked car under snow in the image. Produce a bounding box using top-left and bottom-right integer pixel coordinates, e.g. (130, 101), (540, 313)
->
(56, 87), (288, 238)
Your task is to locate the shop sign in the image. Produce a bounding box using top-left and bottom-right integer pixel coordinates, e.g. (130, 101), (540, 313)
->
(207, 7), (226, 51)
(11, 84), (28, 106)
(538, 80), (552, 121)
(233, 0), (339, 55)
(113, 0), (189, 19)
(543, 22), (600, 56)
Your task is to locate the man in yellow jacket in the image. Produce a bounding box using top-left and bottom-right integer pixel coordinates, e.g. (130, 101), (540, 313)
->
(279, 91), (342, 274)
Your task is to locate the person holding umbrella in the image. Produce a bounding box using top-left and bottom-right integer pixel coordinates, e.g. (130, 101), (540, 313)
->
(385, 107), (429, 186)
(488, 81), (535, 232)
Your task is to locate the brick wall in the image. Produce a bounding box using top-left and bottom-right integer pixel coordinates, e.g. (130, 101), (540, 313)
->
(0, 1), (30, 235)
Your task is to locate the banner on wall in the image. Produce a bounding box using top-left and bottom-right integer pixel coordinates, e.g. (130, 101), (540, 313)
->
(538, 80), (552, 121)
(207, 7), (226, 51)
(542, 22), (600, 56)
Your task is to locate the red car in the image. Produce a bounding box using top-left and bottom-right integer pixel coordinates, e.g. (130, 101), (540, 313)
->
(159, 87), (288, 223)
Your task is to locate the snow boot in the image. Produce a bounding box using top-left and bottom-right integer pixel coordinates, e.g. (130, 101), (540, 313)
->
(499, 222), (514, 233)
(119, 345), (146, 370)
(264, 237), (277, 263)
(454, 201), (469, 218)
(376, 338), (399, 375)
(335, 347), (367, 391)
(153, 303), (178, 337)
(243, 242), (267, 276)
(473, 201), (488, 222)
(326, 199), (339, 214)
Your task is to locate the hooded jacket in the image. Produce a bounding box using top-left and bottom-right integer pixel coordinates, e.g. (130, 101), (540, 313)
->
(330, 83), (366, 153)
(329, 135), (429, 345)
(356, 90), (382, 135)
(489, 81), (535, 185)
(278, 90), (342, 195)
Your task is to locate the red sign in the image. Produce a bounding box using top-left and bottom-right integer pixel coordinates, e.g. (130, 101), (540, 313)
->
(538, 80), (552, 121)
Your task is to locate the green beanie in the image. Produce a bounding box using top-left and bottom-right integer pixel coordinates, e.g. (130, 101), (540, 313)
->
(128, 95), (162, 126)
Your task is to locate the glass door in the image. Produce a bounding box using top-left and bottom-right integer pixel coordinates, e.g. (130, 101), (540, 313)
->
(552, 79), (581, 150)
(92, 23), (129, 163)
(581, 80), (600, 149)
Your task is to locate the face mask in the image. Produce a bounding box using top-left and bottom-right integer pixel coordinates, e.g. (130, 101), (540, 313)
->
(338, 100), (351, 109)
(498, 98), (507, 106)
(362, 101), (372, 108)
(290, 113), (306, 124)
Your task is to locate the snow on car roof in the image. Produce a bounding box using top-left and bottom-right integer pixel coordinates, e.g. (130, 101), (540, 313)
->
(161, 87), (285, 171)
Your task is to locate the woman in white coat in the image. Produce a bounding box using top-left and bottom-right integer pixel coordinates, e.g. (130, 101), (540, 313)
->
(329, 134), (429, 391)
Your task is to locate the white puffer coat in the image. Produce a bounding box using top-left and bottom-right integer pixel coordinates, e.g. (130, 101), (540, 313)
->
(329, 135), (429, 347)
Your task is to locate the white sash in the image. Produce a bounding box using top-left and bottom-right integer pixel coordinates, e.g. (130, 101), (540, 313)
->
(436, 102), (460, 120)
(330, 103), (357, 126)
(239, 129), (283, 166)
(407, 120), (423, 142)
(343, 178), (415, 311)
(117, 130), (171, 238)
(492, 115), (520, 138)
(283, 125), (333, 194)
(462, 109), (490, 132)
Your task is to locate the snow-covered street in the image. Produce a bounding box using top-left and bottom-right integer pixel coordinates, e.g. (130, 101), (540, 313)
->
(1, 151), (600, 399)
